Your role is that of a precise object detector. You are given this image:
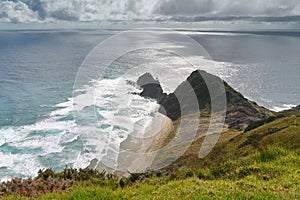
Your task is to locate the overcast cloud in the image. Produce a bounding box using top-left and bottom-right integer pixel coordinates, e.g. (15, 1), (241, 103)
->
(0, 0), (300, 23)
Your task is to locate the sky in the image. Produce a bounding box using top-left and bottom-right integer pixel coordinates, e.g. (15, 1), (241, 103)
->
(0, 0), (300, 24)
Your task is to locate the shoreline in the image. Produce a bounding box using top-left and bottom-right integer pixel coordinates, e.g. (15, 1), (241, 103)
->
(126, 113), (174, 173)
(92, 112), (174, 175)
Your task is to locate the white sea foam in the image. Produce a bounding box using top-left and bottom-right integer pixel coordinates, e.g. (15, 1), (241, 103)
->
(9, 132), (65, 155)
(0, 152), (43, 179)
(0, 140), (5, 147)
(0, 104), (80, 180)
(0, 120), (77, 144)
(50, 98), (73, 117)
(272, 104), (297, 112)
(72, 76), (163, 171)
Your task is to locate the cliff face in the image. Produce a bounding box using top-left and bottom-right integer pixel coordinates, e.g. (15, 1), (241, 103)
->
(137, 70), (272, 130)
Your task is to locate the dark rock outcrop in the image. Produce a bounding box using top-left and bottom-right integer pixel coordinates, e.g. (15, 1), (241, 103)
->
(137, 70), (272, 130)
(137, 73), (166, 101)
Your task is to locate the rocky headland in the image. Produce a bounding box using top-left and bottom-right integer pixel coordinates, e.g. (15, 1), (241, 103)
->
(137, 70), (273, 130)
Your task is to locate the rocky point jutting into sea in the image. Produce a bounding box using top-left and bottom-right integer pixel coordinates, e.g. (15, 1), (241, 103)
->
(91, 70), (277, 174)
(137, 70), (273, 130)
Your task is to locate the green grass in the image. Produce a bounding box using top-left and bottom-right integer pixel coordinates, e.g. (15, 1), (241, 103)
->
(3, 146), (299, 200)
(41, 149), (300, 199)
(2, 113), (300, 199)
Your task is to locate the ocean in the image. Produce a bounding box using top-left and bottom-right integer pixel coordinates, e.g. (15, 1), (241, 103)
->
(0, 29), (299, 180)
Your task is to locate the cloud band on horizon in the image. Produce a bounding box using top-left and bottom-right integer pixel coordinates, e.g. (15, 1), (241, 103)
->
(0, 0), (300, 23)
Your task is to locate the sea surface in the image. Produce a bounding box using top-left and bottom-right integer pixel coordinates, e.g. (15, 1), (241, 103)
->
(0, 29), (299, 180)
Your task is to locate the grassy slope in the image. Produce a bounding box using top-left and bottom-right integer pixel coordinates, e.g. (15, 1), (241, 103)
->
(3, 113), (300, 199)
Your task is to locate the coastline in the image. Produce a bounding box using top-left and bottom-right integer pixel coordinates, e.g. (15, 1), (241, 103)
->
(127, 113), (174, 172)
(92, 112), (174, 174)
(146, 114), (174, 153)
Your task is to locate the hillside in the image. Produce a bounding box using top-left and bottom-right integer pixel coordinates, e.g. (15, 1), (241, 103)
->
(2, 109), (299, 199)
(1, 71), (299, 199)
